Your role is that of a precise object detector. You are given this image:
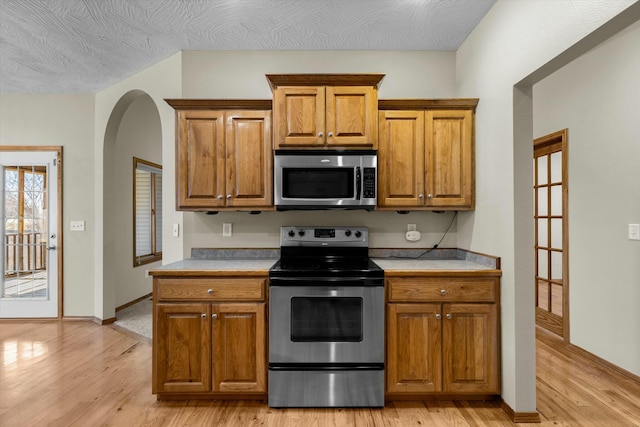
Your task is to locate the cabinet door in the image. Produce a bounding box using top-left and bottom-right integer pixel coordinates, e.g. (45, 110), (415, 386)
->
(273, 86), (325, 147)
(442, 303), (499, 393)
(425, 110), (474, 209)
(225, 111), (273, 208)
(155, 303), (211, 393)
(176, 110), (226, 209)
(326, 86), (378, 148)
(387, 303), (442, 393)
(211, 302), (266, 393)
(378, 111), (425, 208)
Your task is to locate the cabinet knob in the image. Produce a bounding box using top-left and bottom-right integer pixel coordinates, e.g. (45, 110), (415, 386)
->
(207, 289), (213, 294)
(435, 313), (442, 320)
(318, 132), (324, 138)
(328, 131), (334, 138)
(419, 194), (424, 199)
(217, 195), (223, 200)
(212, 313), (218, 320)
(428, 194), (433, 199)
(226, 194), (231, 199)
(201, 314), (206, 318)
(446, 313), (452, 320)
(440, 289), (446, 295)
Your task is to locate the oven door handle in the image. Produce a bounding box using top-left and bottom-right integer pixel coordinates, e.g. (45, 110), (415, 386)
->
(269, 277), (382, 286)
(355, 166), (361, 200)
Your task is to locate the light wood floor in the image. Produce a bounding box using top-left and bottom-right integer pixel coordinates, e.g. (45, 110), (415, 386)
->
(0, 322), (638, 426)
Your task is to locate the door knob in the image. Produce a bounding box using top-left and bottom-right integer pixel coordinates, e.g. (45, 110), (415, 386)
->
(46, 246), (57, 251)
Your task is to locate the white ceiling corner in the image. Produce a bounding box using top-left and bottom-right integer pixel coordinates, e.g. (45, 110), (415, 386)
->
(0, 0), (496, 93)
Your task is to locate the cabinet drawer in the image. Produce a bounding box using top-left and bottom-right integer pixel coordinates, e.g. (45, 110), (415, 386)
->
(157, 278), (267, 301)
(387, 277), (496, 302)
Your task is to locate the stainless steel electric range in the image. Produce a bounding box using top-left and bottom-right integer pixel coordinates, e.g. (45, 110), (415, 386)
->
(268, 226), (384, 408)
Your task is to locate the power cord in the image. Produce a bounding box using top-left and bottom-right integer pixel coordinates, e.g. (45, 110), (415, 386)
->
(382, 211), (458, 259)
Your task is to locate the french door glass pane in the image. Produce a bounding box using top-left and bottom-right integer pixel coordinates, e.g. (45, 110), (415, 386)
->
(537, 157), (548, 185)
(537, 187), (548, 216)
(537, 249), (548, 279)
(537, 219), (548, 247)
(551, 185), (562, 216)
(551, 219), (563, 249)
(551, 251), (563, 280)
(550, 151), (562, 183)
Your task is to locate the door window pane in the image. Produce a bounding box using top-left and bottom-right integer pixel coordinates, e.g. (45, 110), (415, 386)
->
(538, 249), (548, 279)
(551, 185), (562, 216)
(537, 219), (548, 247)
(550, 151), (562, 183)
(537, 187), (548, 216)
(537, 156), (548, 185)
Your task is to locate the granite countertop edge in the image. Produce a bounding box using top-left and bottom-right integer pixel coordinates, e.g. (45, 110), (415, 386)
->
(149, 248), (500, 274)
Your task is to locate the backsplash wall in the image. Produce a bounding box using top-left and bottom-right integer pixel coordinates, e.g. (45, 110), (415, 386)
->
(184, 210), (458, 257)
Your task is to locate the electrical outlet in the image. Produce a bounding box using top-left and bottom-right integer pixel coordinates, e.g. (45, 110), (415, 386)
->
(629, 224), (640, 241)
(223, 223), (232, 237)
(70, 220), (85, 231)
(407, 224), (417, 232)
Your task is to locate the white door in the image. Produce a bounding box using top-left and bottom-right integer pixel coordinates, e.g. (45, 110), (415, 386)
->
(0, 150), (59, 318)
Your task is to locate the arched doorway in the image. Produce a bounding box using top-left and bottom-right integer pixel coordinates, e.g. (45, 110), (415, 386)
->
(102, 90), (162, 321)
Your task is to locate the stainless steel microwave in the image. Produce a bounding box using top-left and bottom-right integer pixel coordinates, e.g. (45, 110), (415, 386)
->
(274, 150), (377, 210)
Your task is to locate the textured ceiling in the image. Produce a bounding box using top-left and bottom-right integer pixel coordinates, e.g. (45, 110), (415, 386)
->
(0, 0), (495, 94)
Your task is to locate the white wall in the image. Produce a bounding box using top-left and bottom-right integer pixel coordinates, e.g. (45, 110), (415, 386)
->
(180, 51), (458, 254)
(456, 0), (637, 413)
(95, 53), (182, 320)
(533, 20), (640, 375)
(0, 94), (96, 316)
(112, 94), (163, 307)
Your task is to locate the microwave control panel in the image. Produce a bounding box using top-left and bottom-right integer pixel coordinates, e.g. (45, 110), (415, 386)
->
(363, 168), (376, 198)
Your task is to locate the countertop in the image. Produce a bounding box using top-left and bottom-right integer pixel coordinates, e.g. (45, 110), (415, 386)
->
(372, 258), (496, 271)
(148, 258), (278, 276)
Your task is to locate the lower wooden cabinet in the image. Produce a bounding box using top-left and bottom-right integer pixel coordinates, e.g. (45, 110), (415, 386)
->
(152, 276), (267, 400)
(386, 274), (501, 398)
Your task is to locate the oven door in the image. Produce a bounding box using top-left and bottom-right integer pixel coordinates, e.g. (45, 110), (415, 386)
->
(269, 282), (384, 365)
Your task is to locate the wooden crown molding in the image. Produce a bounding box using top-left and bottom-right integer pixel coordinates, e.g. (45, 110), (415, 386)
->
(378, 98), (479, 110)
(165, 99), (272, 110)
(266, 73), (385, 90)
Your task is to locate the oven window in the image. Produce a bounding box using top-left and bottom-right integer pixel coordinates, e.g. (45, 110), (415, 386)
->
(290, 297), (362, 342)
(282, 168), (354, 199)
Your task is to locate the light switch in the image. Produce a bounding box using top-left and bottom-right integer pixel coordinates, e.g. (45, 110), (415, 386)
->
(70, 220), (85, 231)
(223, 223), (232, 237)
(629, 224), (640, 241)
(172, 223), (179, 237)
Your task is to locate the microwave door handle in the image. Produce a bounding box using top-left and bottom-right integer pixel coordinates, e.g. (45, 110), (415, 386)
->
(356, 167), (361, 200)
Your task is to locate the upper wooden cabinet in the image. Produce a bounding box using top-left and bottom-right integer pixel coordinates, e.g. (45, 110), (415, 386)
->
(378, 99), (477, 210)
(267, 74), (384, 149)
(166, 100), (273, 211)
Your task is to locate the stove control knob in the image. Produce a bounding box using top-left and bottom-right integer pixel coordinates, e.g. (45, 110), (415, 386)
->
(298, 230), (306, 237)
(355, 231), (362, 238)
(345, 230), (352, 237)
(287, 230), (295, 237)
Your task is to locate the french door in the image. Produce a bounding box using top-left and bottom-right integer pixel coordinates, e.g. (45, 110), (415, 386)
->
(0, 148), (61, 318)
(534, 130), (568, 338)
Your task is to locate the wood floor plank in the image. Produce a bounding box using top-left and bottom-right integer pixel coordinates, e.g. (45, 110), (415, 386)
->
(1, 321), (639, 426)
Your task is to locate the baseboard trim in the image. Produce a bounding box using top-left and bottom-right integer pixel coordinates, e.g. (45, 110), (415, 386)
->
(116, 293), (152, 312)
(567, 343), (640, 385)
(500, 399), (541, 423)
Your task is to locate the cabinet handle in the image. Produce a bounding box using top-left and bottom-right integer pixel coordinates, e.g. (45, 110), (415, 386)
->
(226, 194), (231, 199)
(428, 194), (433, 199)
(318, 132), (324, 138)
(212, 314), (218, 320)
(207, 289), (213, 294)
(328, 131), (334, 138)
(217, 195), (223, 200)
(440, 289), (446, 295)
(419, 194), (424, 199)
(446, 313), (452, 320)
(435, 313), (441, 320)
(201, 314), (206, 318)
